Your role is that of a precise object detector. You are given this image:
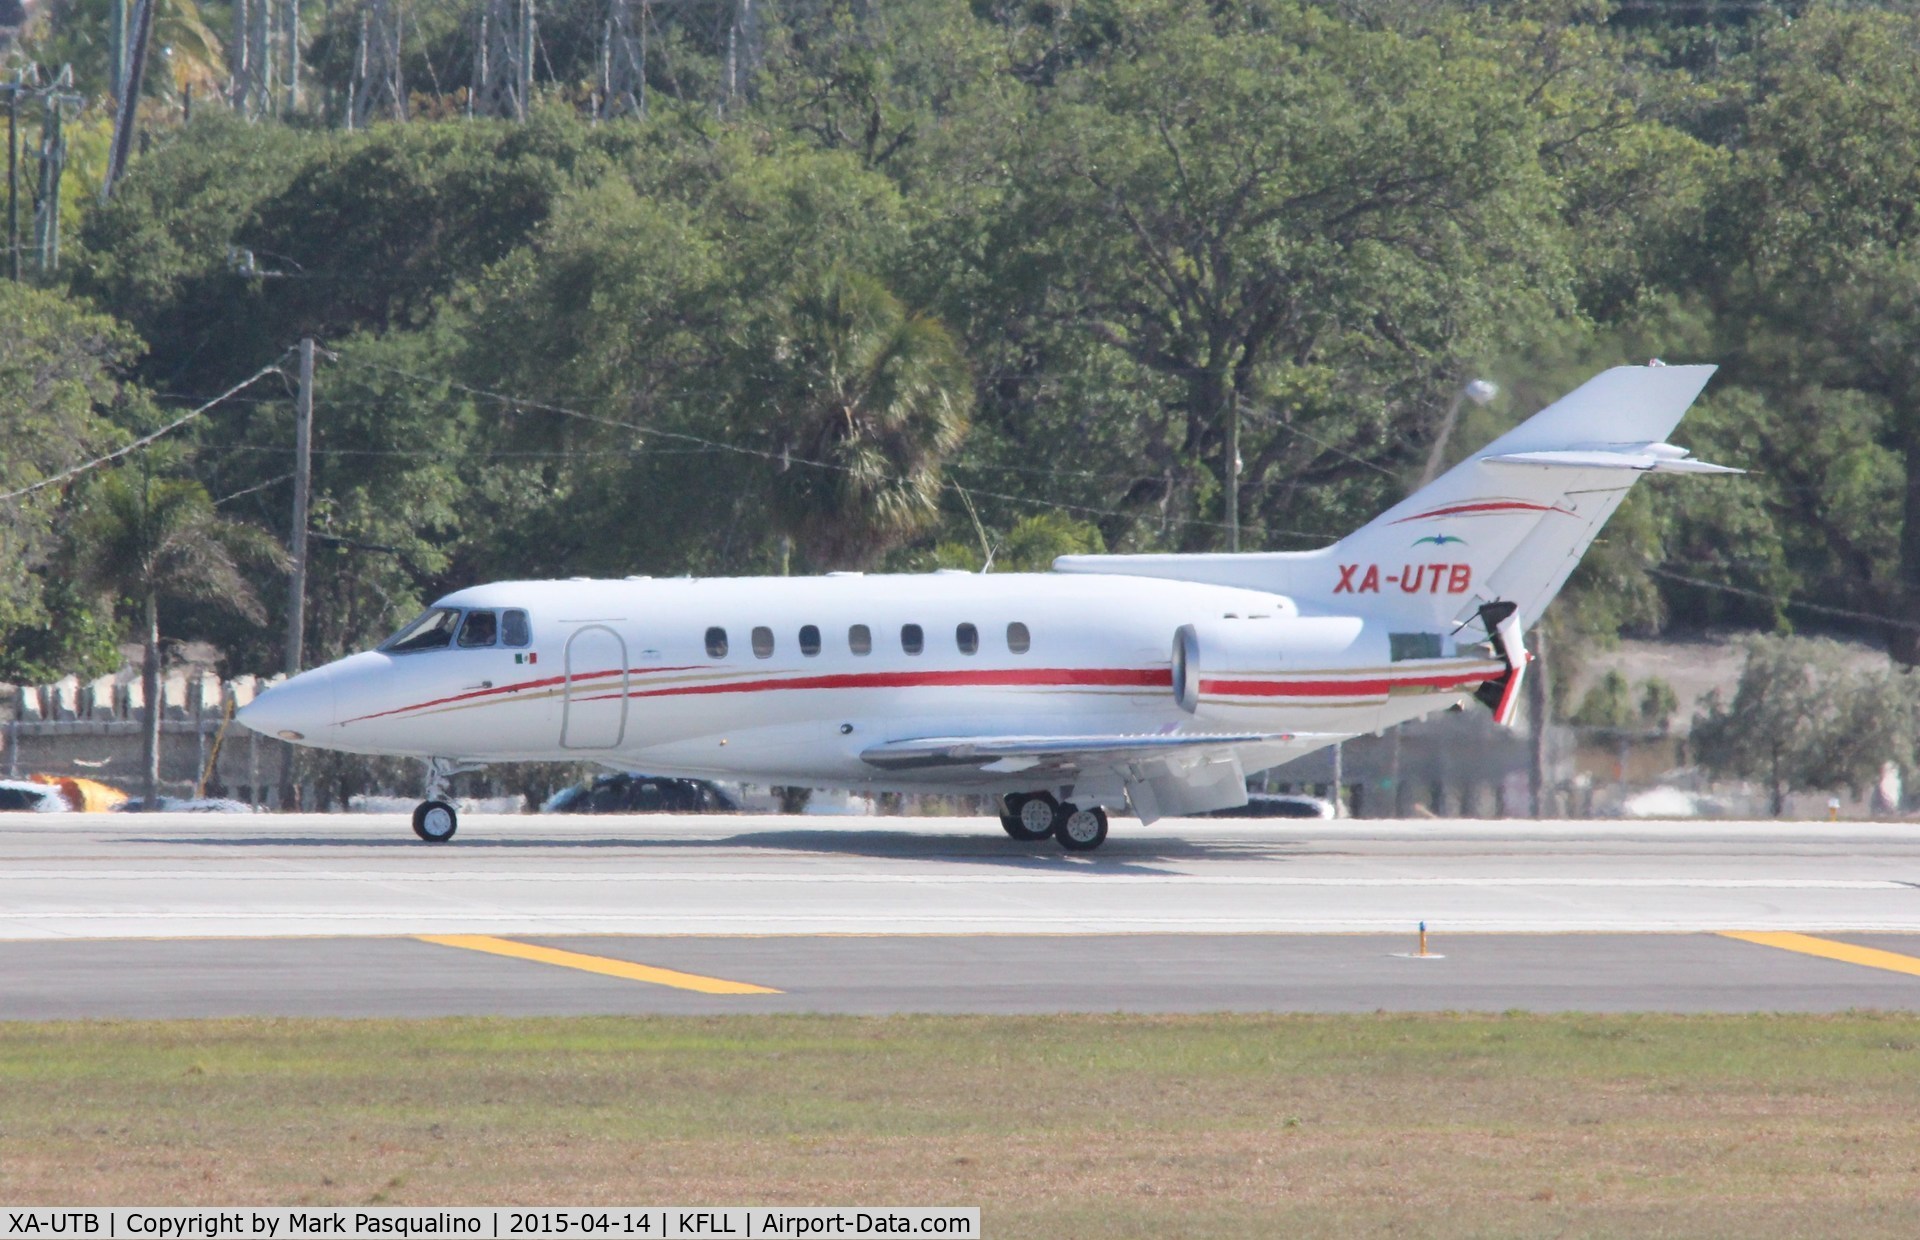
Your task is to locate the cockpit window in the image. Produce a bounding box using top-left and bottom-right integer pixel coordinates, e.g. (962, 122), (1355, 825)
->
(382, 608), (462, 653)
(503, 609), (531, 647)
(458, 610), (499, 648)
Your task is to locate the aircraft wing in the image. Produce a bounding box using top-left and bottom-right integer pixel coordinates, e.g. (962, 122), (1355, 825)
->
(861, 731), (1342, 823)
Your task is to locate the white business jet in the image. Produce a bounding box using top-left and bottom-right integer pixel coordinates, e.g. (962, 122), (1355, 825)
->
(239, 364), (1733, 847)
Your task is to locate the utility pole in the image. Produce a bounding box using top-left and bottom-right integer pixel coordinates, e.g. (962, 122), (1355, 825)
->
(101, 0), (155, 199)
(108, 0), (128, 106)
(287, 338), (314, 680)
(7, 80), (17, 283)
(1421, 378), (1499, 488)
(1225, 396), (1240, 552)
(32, 77), (79, 273)
(1528, 628), (1551, 818)
(279, 338), (314, 811)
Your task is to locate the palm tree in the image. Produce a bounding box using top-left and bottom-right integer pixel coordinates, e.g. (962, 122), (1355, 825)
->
(73, 467), (283, 808)
(757, 269), (972, 569)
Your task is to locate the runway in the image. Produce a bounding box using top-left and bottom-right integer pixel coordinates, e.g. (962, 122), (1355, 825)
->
(3, 811), (1919, 1017)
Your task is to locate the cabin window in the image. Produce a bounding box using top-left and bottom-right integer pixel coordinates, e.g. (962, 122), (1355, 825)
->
(1389, 632), (1443, 662)
(799, 624), (822, 657)
(901, 624), (924, 655)
(502, 609), (531, 647)
(705, 626), (729, 658)
(1007, 622), (1031, 654)
(382, 608), (461, 653)
(752, 626), (775, 658)
(956, 622), (979, 655)
(849, 624), (872, 655)
(457, 610), (499, 648)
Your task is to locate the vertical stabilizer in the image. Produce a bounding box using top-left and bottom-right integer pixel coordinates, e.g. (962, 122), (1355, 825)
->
(1054, 364), (1727, 636)
(1323, 363), (1719, 631)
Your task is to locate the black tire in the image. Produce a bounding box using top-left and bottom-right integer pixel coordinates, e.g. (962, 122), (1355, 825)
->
(1055, 803), (1108, 852)
(412, 799), (458, 843)
(1001, 793), (1058, 841)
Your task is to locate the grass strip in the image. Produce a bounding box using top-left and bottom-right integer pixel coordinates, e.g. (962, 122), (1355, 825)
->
(4, 1012), (1920, 1237)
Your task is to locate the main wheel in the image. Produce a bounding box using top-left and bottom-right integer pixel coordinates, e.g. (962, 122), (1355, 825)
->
(1001, 792), (1059, 841)
(412, 799), (458, 843)
(1055, 803), (1108, 852)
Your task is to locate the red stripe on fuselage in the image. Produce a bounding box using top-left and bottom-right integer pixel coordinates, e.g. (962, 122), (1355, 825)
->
(591, 666), (1171, 703)
(1201, 670), (1491, 698)
(341, 665), (702, 724)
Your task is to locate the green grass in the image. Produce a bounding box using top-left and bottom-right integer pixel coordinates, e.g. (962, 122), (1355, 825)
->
(5, 1012), (1920, 1237)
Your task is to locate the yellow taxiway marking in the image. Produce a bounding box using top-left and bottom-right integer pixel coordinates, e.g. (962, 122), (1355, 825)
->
(1721, 931), (1920, 979)
(416, 934), (781, 994)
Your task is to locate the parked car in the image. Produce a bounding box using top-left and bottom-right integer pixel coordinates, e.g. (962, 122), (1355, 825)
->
(1203, 793), (1336, 819)
(0, 780), (71, 812)
(542, 774), (741, 814)
(113, 797), (251, 813)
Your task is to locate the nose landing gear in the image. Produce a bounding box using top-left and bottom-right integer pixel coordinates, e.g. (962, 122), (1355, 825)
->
(412, 800), (458, 843)
(412, 757), (482, 844)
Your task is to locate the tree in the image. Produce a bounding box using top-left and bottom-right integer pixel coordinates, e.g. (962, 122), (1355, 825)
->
(906, 512), (1106, 574)
(984, 1), (1568, 549)
(1702, 10), (1920, 662)
(1692, 636), (1914, 817)
(0, 284), (142, 682)
(73, 467), (283, 807)
(752, 268), (971, 568)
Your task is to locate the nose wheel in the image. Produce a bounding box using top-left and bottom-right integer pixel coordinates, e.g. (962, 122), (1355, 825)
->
(413, 757), (481, 843)
(412, 800), (458, 843)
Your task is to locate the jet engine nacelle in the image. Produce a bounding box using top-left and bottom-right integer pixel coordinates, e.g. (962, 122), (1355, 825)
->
(1171, 615), (1381, 718)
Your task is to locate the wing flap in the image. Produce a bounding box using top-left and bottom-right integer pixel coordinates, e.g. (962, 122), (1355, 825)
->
(860, 731), (1305, 772)
(862, 730), (1343, 824)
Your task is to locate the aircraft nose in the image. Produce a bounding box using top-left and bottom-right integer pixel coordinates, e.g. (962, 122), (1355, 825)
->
(238, 667), (339, 742)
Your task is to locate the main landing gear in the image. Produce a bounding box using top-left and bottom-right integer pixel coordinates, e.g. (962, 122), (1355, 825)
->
(1000, 792), (1110, 852)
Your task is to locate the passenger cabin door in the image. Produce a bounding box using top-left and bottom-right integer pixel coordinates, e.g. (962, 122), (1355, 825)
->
(561, 625), (629, 749)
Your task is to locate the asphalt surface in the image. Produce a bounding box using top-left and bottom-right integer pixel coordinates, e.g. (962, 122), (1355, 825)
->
(3, 811), (1919, 1018)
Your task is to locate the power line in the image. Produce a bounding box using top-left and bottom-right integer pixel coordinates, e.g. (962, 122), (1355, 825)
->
(324, 347), (1339, 545)
(0, 358), (291, 505)
(1648, 566), (1920, 635)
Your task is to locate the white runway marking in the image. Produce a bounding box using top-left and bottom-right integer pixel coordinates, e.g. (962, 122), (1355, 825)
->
(4, 812), (1919, 941)
(2, 870), (1910, 888)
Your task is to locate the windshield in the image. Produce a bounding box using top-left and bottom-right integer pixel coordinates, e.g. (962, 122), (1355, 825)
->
(382, 607), (462, 653)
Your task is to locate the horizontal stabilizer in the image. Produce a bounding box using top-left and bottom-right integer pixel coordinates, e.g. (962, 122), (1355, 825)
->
(1486, 445), (1740, 474)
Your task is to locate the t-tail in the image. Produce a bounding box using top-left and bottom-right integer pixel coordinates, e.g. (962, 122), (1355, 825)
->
(1056, 363), (1735, 720)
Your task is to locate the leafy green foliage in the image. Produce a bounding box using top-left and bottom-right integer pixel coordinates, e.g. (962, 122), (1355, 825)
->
(1570, 670), (1677, 733)
(10, 0), (1920, 735)
(1693, 636), (1916, 816)
(0, 284), (142, 678)
(752, 268), (971, 568)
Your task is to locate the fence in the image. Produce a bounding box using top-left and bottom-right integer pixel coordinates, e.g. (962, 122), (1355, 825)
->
(5, 670), (302, 806)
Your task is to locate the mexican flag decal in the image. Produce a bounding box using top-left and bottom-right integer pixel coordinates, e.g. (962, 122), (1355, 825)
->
(515, 652), (539, 665)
